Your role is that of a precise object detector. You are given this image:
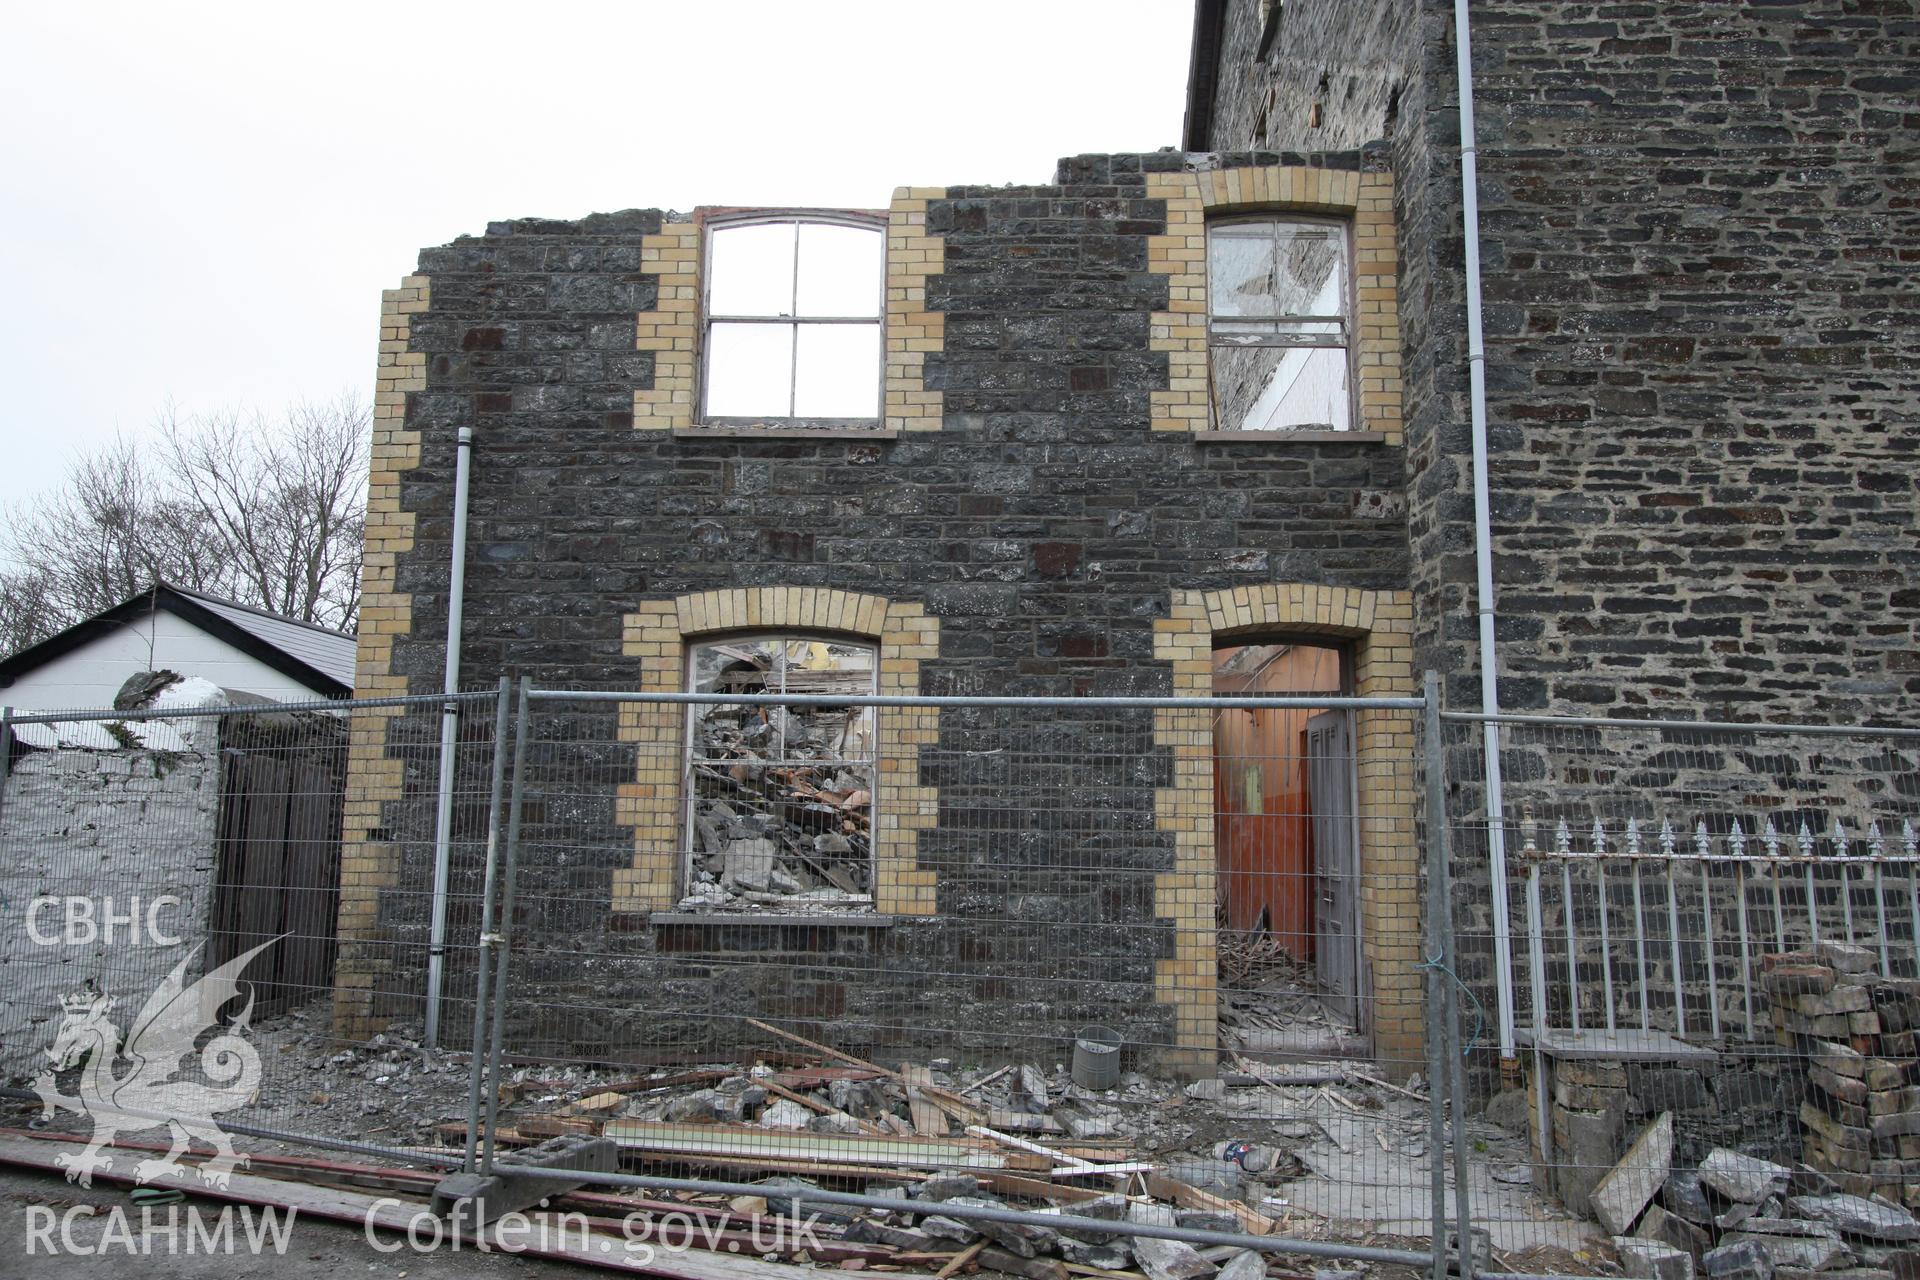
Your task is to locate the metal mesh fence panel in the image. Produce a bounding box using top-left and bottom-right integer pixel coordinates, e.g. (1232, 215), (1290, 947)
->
(1443, 710), (1920, 1265)
(0, 686), (507, 1172)
(451, 683), (1507, 1271)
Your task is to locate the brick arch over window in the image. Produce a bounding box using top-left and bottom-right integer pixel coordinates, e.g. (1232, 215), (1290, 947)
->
(1151, 583), (1418, 1072)
(615, 588), (940, 915)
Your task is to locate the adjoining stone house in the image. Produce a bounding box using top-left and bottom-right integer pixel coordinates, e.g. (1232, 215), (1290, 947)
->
(335, 0), (1920, 1077)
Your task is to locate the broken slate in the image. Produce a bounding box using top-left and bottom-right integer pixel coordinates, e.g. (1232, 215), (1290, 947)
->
(1616, 1236), (1698, 1280)
(1701, 1151), (1794, 1206)
(1060, 1239), (1133, 1270)
(1786, 1197), (1920, 1244)
(919, 1216), (979, 1244)
(1215, 1251), (1268, 1280)
(1666, 1172), (1718, 1226)
(947, 1197), (1058, 1258)
(759, 1098), (811, 1129)
(1595, 1112), (1676, 1235)
(1166, 1158), (1244, 1198)
(1705, 1240), (1777, 1280)
(1640, 1202), (1714, 1262)
(918, 1173), (982, 1202)
(1132, 1236), (1221, 1280)
(1720, 1232), (1851, 1273)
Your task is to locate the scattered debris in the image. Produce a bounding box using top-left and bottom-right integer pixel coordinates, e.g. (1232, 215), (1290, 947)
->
(684, 639), (877, 911)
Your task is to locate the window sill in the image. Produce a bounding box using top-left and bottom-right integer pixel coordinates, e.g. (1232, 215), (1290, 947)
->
(1192, 429), (1387, 444)
(674, 425), (900, 441)
(650, 912), (895, 929)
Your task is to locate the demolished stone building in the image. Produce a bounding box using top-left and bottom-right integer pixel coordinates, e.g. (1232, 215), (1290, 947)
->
(334, 0), (1920, 1083)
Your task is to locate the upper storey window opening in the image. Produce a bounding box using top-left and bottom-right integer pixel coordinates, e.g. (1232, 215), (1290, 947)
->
(701, 214), (885, 426)
(1208, 216), (1354, 432)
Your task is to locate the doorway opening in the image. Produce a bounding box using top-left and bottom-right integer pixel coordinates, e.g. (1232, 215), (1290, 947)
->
(1212, 638), (1368, 1059)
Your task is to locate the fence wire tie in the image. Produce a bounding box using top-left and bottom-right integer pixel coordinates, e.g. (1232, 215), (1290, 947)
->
(1417, 950), (1486, 1056)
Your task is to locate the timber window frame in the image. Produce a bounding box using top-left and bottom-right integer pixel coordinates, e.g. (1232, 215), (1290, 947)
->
(682, 633), (879, 911)
(698, 211), (887, 429)
(1206, 214), (1357, 433)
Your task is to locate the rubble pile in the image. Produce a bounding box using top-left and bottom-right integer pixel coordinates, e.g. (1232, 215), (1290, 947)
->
(1591, 1121), (1920, 1280)
(1764, 942), (1920, 1210)
(684, 640), (875, 911)
(424, 1018), (1481, 1280)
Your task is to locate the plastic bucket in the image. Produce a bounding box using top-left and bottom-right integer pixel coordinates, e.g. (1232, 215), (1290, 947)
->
(1071, 1025), (1123, 1090)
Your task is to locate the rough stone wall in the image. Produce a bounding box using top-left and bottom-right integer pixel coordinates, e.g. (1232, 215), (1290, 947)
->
(0, 731), (221, 1080)
(1213, 0), (1920, 713)
(1206, 0), (1920, 1075)
(352, 153), (1416, 1067)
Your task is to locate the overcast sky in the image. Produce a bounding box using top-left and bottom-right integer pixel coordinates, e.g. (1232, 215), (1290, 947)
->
(0, 2), (1192, 511)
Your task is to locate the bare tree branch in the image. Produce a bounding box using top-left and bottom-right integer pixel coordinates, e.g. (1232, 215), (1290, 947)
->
(0, 395), (368, 657)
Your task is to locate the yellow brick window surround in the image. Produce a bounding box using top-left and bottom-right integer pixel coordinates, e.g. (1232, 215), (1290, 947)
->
(1150, 583), (1419, 1073)
(633, 190), (946, 436)
(1144, 165), (1402, 442)
(615, 588), (941, 916)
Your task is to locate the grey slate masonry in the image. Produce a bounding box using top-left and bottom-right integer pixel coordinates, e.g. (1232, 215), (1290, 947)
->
(372, 154), (1410, 1063)
(1204, 0), (1920, 719)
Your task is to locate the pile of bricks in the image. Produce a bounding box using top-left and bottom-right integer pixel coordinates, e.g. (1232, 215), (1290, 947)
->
(1765, 942), (1920, 1210)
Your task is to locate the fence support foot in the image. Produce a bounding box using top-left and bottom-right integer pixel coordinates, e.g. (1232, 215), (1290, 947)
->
(430, 1134), (616, 1226)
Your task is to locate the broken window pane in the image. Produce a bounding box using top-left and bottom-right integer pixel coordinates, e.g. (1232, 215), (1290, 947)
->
(1218, 344), (1354, 432)
(684, 635), (876, 910)
(1208, 217), (1353, 432)
(1209, 221), (1347, 319)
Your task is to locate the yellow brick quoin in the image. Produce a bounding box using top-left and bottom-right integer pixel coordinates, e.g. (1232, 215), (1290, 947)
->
(335, 273), (429, 1040)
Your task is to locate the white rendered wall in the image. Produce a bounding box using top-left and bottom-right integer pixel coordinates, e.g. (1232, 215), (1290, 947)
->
(3, 610), (321, 711)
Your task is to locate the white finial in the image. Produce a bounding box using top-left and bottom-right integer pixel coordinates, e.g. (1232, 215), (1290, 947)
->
(1797, 821), (1815, 859)
(1660, 820), (1677, 857)
(1695, 821), (1711, 859)
(1592, 819), (1608, 856)
(1626, 817), (1642, 856)
(1763, 818), (1781, 858)
(1729, 820), (1747, 858)
(1556, 820), (1572, 856)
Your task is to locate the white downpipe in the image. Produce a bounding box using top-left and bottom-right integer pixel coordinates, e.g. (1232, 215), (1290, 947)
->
(1453, 0), (1518, 1061)
(425, 424), (475, 1047)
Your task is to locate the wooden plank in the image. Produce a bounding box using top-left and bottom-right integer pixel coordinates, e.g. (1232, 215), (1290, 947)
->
(745, 1018), (897, 1080)
(0, 1132), (900, 1280)
(902, 1064), (949, 1137)
(935, 1239), (987, 1278)
(1143, 1172), (1277, 1237)
(604, 1120), (1031, 1171)
(758, 1077), (886, 1136)
(972, 1171), (1114, 1204)
(768, 1067), (885, 1090)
